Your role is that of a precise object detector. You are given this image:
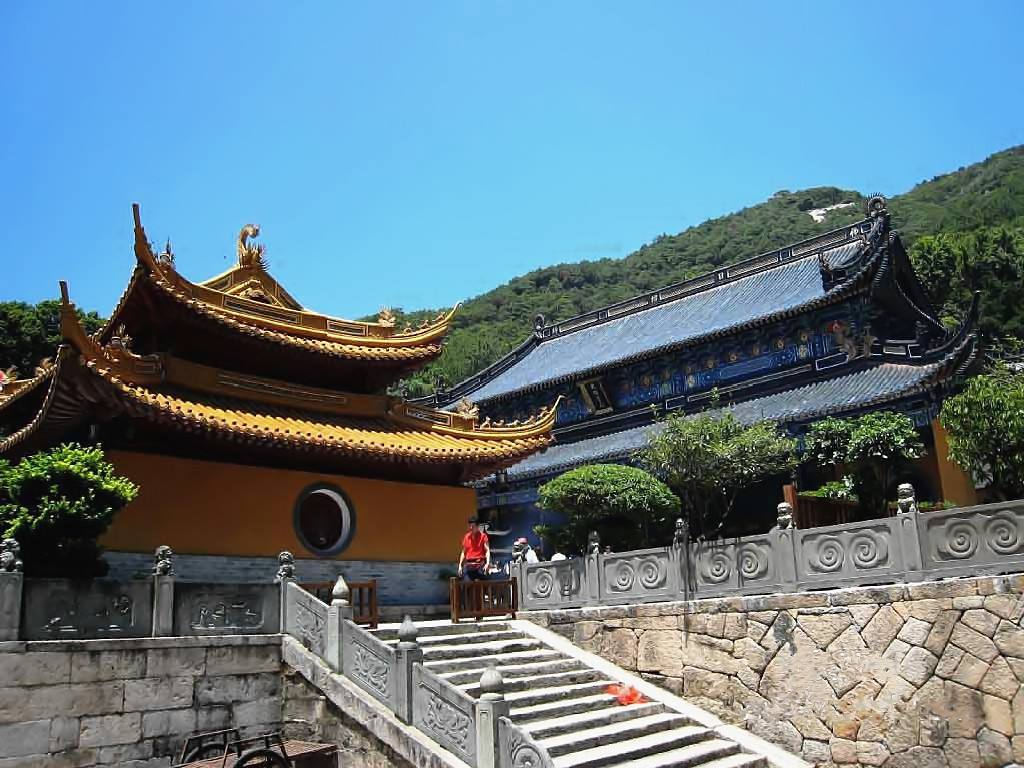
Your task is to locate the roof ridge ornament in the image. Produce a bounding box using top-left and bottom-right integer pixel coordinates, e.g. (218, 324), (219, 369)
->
(237, 224), (268, 270)
(866, 194), (887, 218)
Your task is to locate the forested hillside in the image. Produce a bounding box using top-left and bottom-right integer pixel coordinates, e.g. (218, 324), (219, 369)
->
(388, 145), (1024, 395)
(2, 146), (1023, 391)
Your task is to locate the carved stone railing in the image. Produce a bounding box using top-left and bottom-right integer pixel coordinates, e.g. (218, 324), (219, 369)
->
(512, 496), (1024, 610)
(19, 578), (153, 640)
(497, 716), (554, 768)
(412, 663), (479, 766)
(283, 581), (327, 655)
(342, 617), (399, 710)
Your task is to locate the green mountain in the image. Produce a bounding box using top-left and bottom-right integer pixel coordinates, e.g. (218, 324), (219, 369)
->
(385, 145), (1024, 395)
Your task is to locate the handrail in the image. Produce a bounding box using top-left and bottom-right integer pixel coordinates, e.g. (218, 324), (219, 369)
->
(449, 577), (518, 622)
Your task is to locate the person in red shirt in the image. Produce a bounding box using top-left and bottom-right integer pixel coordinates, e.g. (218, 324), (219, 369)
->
(458, 516), (490, 581)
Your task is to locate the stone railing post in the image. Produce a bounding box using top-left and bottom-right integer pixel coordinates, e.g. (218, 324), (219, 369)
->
(151, 545), (175, 637)
(585, 530), (601, 604)
(475, 666), (510, 768)
(773, 503), (798, 590)
(327, 574), (352, 672)
(394, 615), (422, 724)
(672, 517), (691, 596)
(895, 482), (924, 575)
(275, 550), (296, 632)
(0, 538), (24, 641)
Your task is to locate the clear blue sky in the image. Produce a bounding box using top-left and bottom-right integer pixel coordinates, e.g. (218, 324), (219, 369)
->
(1, 2), (1021, 319)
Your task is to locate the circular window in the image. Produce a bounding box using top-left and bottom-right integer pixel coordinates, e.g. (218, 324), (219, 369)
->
(293, 484), (356, 556)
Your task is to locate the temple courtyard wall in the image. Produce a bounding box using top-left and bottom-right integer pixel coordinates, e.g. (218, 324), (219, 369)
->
(521, 572), (1024, 768)
(0, 635), (282, 767)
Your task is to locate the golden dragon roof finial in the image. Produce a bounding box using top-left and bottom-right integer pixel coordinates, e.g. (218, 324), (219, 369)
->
(238, 224), (268, 270)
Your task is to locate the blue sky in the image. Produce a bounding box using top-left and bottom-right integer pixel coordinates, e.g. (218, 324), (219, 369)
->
(1, 2), (1021, 319)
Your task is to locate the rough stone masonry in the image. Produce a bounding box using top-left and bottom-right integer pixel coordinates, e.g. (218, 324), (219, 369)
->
(520, 572), (1024, 768)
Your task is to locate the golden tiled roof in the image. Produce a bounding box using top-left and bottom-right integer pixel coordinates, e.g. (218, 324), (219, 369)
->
(121, 205), (455, 362)
(0, 294), (558, 479)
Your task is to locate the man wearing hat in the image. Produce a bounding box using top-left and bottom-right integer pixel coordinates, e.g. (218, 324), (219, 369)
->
(458, 516), (491, 581)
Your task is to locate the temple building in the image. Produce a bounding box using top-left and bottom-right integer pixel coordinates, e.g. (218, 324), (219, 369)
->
(421, 197), (981, 552)
(0, 206), (557, 601)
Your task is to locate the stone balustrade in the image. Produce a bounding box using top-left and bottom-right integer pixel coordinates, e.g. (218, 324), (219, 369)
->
(510, 494), (1024, 611)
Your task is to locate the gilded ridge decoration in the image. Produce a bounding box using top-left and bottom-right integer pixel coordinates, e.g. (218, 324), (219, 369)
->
(237, 224), (268, 270)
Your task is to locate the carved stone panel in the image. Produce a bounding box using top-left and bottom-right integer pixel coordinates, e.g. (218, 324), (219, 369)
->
(342, 622), (395, 708)
(795, 519), (902, 590)
(285, 582), (328, 657)
(520, 560), (587, 609)
(689, 535), (781, 598)
(599, 548), (674, 604)
(22, 579), (152, 640)
(920, 502), (1024, 577)
(413, 663), (477, 766)
(173, 583), (280, 635)
(498, 716), (553, 768)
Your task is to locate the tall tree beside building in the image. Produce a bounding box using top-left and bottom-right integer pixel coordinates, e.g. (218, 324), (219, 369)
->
(939, 367), (1024, 501)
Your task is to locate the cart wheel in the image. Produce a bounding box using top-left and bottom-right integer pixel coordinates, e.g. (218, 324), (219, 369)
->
(235, 747), (290, 767)
(182, 742), (229, 762)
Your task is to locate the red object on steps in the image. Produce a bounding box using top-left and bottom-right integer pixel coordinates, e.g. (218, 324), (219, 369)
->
(605, 684), (648, 705)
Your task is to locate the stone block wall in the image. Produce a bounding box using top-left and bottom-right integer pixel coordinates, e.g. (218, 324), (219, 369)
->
(281, 667), (414, 768)
(0, 635), (282, 768)
(521, 573), (1024, 768)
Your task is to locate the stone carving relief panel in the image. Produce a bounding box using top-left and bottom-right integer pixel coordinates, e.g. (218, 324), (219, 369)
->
(921, 503), (1024, 575)
(795, 520), (900, 588)
(287, 585), (327, 657)
(23, 579), (152, 640)
(344, 628), (395, 707)
(498, 716), (553, 768)
(599, 549), (673, 602)
(413, 665), (477, 765)
(174, 584), (279, 635)
(690, 537), (777, 597)
(522, 559), (586, 608)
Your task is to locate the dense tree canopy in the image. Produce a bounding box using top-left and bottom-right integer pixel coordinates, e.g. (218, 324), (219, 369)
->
(939, 367), (1024, 501)
(0, 300), (104, 378)
(640, 409), (798, 538)
(535, 464), (680, 554)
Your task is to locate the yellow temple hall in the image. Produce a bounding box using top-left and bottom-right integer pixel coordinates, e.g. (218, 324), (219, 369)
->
(0, 206), (557, 601)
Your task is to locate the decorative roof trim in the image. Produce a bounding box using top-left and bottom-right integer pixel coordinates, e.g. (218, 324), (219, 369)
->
(129, 204), (457, 349)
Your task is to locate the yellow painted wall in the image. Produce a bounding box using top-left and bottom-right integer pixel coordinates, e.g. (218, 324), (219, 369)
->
(931, 418), (978, 507)
(100, 451), (474, 562)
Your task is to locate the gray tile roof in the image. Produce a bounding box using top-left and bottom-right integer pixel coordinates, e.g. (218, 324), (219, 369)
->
(503, 361), (940, 480)
(467, 238), (873, 404)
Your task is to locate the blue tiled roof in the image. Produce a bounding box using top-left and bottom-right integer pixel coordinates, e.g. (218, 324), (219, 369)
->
(468, 246), (865, 404)
(503, 361), (939, 480)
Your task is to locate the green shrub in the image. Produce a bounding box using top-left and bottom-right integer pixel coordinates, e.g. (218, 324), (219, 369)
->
(536, 464), (680, 554)
(0, 444), (138, 577)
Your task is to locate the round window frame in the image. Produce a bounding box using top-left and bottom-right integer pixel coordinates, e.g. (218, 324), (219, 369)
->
(292, 483), (356, 557)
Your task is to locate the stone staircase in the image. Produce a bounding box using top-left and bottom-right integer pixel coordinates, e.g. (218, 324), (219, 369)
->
(370, 619), (773, 768)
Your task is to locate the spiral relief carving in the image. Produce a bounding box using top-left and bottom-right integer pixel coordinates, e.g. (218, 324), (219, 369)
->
(985, 513), (1023, 555)
(702, 551), (732, 584)
(849, 531), (887, 569)
(610, 562), (636, 592)
(944, 521), (979, 559)
(639, 557), (666, 589)
(810, 536), (844, 573)
(530, 569), (554, 599)
(737, 546), (767, 580)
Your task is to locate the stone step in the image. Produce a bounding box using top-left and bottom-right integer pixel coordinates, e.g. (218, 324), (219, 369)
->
(552, 726), (711, 768)
(371, 621), (511, 639)
(684, 753), (767, 768)
(440, 658), (588, 686)
(461, 669), (605, 696)
(600, 739), (742, 768)
(379, 630), (526, 647)
(420, 638), (547, 661)
(502, 681), (616, 708)
(510, 693), (619, 722)
(522, 703), (668, 740)
(425, 649), (566, 673)
(537, 713), (693, 757)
